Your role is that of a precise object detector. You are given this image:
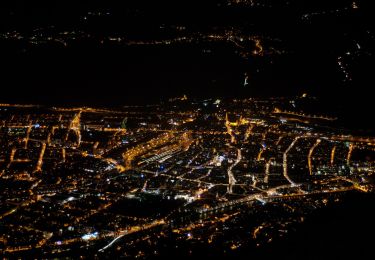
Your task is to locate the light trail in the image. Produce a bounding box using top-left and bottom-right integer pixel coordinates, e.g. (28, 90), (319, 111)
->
(273, 110), (337, 121)
(308, 139), (321, 175)
(227, 148), (241, 194)
(24, 122), (32, 149)
(198, 168), (212, 180)
(225, 113), (236, 144)
(347, 143), (354, 166)
(199, 183), (356, 214)
(141, 180), (148, 192)
(330, 146), (336, 166)
(257, 147), (265, 161)
(7, 148), (17, 168)
(35, 143), (47, 172)
(264, 158), (274, 184)
(62, 148), (66, 162)
(99, 220), (165, 252)
(46, 133), (51, 145)
(283, 136), (302, 186)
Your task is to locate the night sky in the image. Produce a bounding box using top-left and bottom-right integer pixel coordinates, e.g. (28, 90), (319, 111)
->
(0, 0), (374, 128)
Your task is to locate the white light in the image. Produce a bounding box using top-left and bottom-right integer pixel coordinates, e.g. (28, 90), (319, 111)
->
(82, 232), (98, 241)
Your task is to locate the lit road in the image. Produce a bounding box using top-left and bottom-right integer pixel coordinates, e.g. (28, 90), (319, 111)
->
(283, 136), (302, 186)
(198, 182), (356, 214)
(227, 148), (241, 194)
(308, 139), (321, 175)
(99, 219), (166, 252)
(330, 145), (336, 166)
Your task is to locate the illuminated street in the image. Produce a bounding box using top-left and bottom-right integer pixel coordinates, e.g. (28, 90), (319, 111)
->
(0, 97), (374, 258)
